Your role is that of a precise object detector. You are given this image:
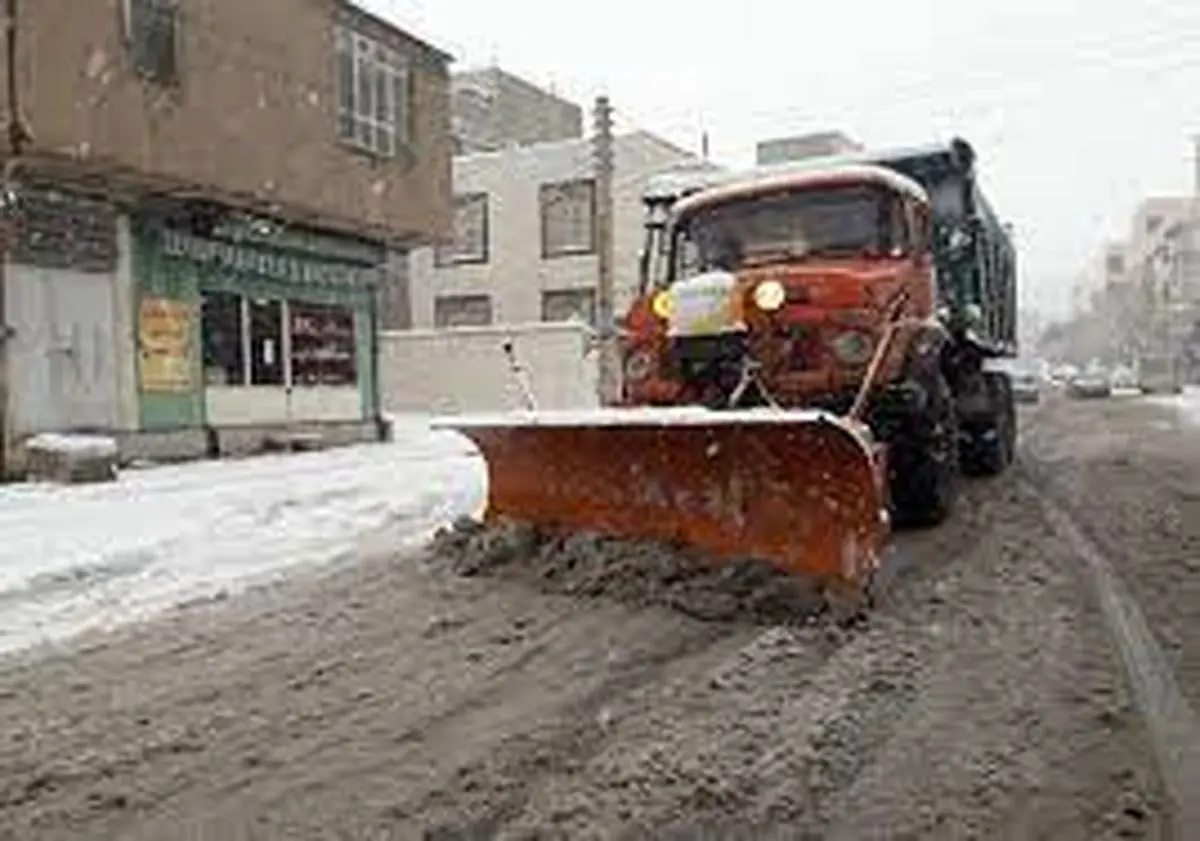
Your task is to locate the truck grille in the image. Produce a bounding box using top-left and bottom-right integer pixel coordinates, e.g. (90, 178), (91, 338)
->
(668, 334), (748, 383)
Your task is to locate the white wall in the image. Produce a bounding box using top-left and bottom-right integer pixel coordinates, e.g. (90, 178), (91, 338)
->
(409, 130), (713, 328)
(205, 386), (361, 425)
(379, 321), (598, 414)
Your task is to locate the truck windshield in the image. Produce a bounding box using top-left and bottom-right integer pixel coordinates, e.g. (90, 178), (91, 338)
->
(673, 184), (898, 276)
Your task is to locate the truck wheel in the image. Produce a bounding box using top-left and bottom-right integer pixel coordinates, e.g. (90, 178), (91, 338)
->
(962, 371), (1016, 476)
(888, 369), (960, 529)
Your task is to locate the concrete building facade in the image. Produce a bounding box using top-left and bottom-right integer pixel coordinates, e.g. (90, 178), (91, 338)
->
(408, 131), (710, 330)
(1, 0), (453, 472)
(451, 67), (583, 154)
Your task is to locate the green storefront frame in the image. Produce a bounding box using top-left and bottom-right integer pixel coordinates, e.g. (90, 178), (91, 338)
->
(131, 217), (383, 431)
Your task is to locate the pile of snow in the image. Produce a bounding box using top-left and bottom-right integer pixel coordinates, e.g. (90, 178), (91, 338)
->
(24, 433), (120, 485)
(0, 417), (485, 655)
(25, 433), (118, 459)
(1146, 386), (1200, 427)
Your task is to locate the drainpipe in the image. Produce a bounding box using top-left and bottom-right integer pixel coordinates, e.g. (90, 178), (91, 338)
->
(3, 0), (27, 157)
(0, 0), (31, 479)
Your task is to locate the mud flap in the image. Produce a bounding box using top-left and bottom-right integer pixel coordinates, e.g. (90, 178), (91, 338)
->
(431, 408), (890, 600)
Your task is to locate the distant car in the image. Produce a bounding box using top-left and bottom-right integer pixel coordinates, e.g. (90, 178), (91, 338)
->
(1066, 371), (1112, 399)
(1049, 365), (1077, 388)
(1011, 371), (1041, 403)
(1110, 365), (1139, 391)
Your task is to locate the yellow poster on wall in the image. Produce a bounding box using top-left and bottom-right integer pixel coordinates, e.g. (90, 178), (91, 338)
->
(139, 297), (194, 392)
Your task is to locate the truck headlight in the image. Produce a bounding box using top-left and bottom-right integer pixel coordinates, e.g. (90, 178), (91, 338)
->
(753, 280), (785, 311)
(651, 290), (673, 319)
(830, 331), (874, 365)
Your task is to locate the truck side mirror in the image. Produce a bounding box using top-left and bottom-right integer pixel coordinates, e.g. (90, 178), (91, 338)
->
(947, 228), (971, 257)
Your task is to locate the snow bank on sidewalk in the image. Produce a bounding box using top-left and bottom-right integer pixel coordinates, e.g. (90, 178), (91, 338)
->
(0, 418), (485, 656)
(1147, 386), (1200, 428)
(25, 433), (119, 459)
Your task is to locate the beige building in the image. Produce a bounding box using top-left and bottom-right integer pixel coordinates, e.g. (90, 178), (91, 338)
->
(1127, 197), (1196, 269)
(408, 130), (711, 329)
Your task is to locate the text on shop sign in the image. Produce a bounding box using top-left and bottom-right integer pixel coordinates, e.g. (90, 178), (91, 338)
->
(160, 229), (379, 288)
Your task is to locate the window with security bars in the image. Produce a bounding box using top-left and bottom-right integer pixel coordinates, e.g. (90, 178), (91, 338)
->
(435, 193), (490, 266)
(335, 26), (412, 158)
(540, 179), (596, 258)
(540, 288), (596, 325)
(122, 0), (180, 85)
(434, 294), (493, 328)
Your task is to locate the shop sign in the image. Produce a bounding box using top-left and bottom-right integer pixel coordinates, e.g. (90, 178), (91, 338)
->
(160, 229), (380, 288)
(139, 297), (194, 393)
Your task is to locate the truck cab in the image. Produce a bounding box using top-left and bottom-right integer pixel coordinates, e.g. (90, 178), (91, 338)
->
(623, 164), (936, 411)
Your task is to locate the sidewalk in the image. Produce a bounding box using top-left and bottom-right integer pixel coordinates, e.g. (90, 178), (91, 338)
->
(0, 418), (484, 656)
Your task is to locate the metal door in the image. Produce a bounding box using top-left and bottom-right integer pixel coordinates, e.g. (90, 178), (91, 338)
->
(6, 265), (120, 435)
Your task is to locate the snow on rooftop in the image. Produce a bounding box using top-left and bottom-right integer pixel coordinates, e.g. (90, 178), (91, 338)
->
(672, 163), (930, 218)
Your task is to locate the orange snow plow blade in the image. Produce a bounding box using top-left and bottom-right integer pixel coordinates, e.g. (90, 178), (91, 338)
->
(431, 408), (889, 597)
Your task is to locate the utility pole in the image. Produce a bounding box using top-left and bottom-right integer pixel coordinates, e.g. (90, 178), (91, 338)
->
(1192, 134), (1200, 197)
(592, 95), (618, 405)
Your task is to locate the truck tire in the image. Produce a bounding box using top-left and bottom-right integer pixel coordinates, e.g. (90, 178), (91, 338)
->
(961, 371), (1016, 476)
(888, 367), (960, 529)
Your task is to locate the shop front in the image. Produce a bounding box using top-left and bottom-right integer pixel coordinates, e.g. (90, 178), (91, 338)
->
(132, 217), (384, 447)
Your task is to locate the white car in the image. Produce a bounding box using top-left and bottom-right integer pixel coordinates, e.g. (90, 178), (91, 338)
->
(1066, 370), (1112, 399)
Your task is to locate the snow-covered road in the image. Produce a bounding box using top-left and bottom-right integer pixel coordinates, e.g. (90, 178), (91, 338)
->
(0, 420), (485, 656)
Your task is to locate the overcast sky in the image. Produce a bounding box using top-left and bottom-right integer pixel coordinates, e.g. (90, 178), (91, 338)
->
(363, 0), (1200, 320)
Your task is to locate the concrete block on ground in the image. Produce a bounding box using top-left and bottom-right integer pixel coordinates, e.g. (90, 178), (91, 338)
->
(23, 433), (119, 484)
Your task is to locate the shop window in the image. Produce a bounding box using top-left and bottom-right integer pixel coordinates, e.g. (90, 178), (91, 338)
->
(201, 291), (245, 386)
(541, 288), (596, 325)
(290, 302), (358, 387)
(248, 298), (285, 386)
(434, 294), (492, 327)
(540, 179), (596, 258)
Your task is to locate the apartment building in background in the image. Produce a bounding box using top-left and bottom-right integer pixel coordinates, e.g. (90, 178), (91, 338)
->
(1, 0), (453, 470)
(409, 131), (710, 329)
(451, 66), (583, 153)
(1072, 242), (1128, 316)
(755, 131), (863, 165)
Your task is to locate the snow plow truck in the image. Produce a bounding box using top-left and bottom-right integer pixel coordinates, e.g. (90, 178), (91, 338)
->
(433, 137), (1018, 607)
